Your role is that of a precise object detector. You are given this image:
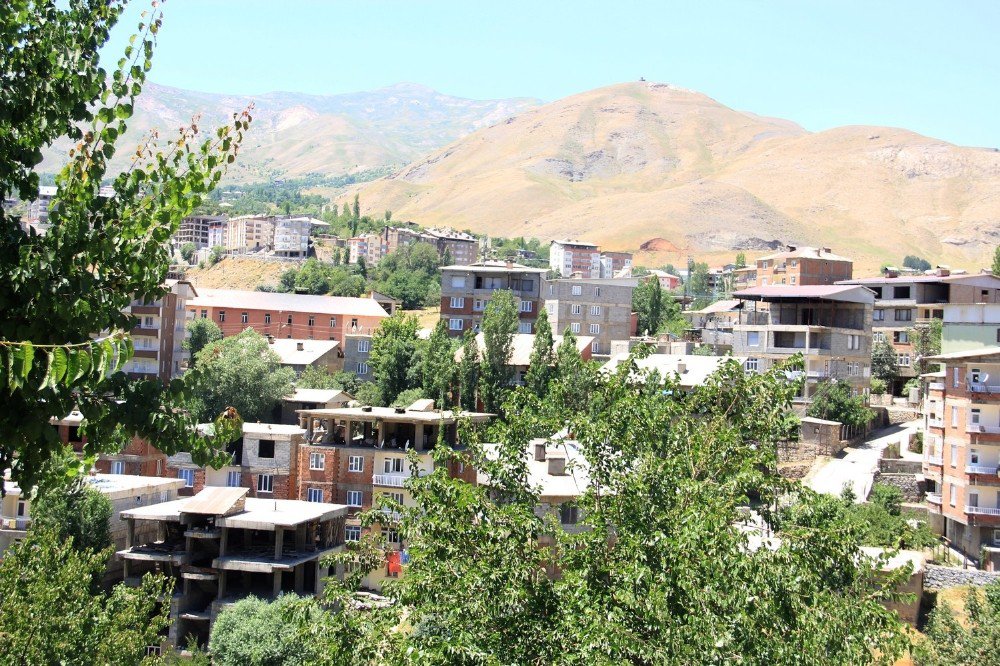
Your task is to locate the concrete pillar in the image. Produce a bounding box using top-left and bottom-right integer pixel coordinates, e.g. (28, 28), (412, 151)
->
(126, 517), (136, 548)
(272, 571), (282, 598)
(218, 570), (227, 599)
(414, 424), (424, 452)
(122, 558), (130, 580)
(295, 524), (306, 550)
(294, 564), (304, 593)
(219, 527), (228, 557)
(314, 560), (324, 595)
(274, 527), (284, 560)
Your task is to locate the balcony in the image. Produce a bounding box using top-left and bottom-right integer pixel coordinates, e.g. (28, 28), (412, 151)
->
(967, 424), (1000, 435)
(969, 381), (1000, 395)
(928, 382), (945, 391)
(0, 516), (31, 531)
(967, 465), (999, 475)
(372, 474), (409, 488)
(927, 417), (945, 429)
(926, 492), (943, 505)
(926, 455), (943, 466)
(966, 506), (1000, 517)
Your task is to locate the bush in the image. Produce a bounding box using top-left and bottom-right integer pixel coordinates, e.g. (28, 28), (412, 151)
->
(209, 595), (333, 666)
(912, 431), (924, 454)
(870, 377), (887, 395)
(353, 381), (383, 407)
(391, 387), (425, 409)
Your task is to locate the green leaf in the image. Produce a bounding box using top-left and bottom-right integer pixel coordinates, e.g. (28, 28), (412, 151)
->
(20, 342), (34, 380)
(50, 347), (68, 385)
(39, 350), (54, 389)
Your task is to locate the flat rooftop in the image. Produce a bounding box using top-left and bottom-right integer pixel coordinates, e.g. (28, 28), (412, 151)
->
(121, 495), (348, 528)
(733, 284), (875, 304)
(298, 406), (493, 424)
(188, 288), (390, 318)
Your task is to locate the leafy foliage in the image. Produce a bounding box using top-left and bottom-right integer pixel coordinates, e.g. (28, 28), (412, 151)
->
(903, 255), (933, 272)
(871, 338), (900, 388)
(418, 320), (455, 406)
(633, 275), (663, 335)
(478, 289), (518, 413)
(914, 582), (1000, 665)
(368, 312), (420, 406)
(910, 318), (942, 376)
(29, 448), (112, 555)
(457, 329), (479, 410)
(184, 317), (223, 364)
(179, 241), (196, 263)
(0, 528), (171, 666)
(0, 0), (247, 487)
(277, 258), (366, 297)
(190, 329), (295, 422)
(806, 380), (874, 429)
(372, 241), (441, 309)
(994, 246), (1000, 276)
(296, 365), (347, 391)
(524, 309), (555, 397)
(688, 261), (712, 308)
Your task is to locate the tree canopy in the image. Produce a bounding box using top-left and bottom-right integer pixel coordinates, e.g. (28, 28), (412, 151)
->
(184, 318), (224, 364)
(871, 338), (899, 388)
(478, 289), (518, 413)
(29, 448), (112, 555)
(806, 380), (874, 429)
(368, 312), (420, 406)
(209, 594), (334, 666)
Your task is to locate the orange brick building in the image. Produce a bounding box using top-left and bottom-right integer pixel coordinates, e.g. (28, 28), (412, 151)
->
(755, 246), (853, 287)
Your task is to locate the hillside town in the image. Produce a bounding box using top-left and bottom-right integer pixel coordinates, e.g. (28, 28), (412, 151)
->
(4, 2), (1000, 665)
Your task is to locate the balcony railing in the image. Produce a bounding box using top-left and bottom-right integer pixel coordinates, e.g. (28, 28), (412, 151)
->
(969, 381), (1000, 395)
(926, 455), (943, 466)
(372, 474), (409, 488)
(966, 506), (1000, 516)
(928, 382), (945, 391)
(967, 424), (1000, 435)
(926, 493), (943, 505)
(927, 418), (944, 428)
(0, 516), (31, 530)
(967, 465), (999, 475)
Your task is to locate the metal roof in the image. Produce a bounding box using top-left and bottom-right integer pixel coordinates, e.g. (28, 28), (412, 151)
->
(188, 288), (390, 318)
(925, 346), (1000, 362)
(733, 285), (875, 304)
(267, 338), (339, 366)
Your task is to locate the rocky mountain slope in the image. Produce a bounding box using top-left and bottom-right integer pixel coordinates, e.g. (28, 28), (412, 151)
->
(348, 82), (1000, 273)
(39, 82), (540, 183)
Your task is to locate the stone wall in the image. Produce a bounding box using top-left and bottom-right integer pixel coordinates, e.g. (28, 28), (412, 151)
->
(872, 470), (925, 502)
(879, 458), (923, 474)
(924, 564), (1000, 590)
(885, 407), (921, 425)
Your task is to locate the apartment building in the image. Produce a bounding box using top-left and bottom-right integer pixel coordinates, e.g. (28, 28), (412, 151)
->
(550, 239), (601, 278)
(347, 233), (386, 265)
(599, 251), (634, 279)
(544, 277), (637, 357)
(225, 214), (274, 253)
(273, 216), (326, 258)
(118, 486), (348, 647)
(921, 347), (1000, 568)
(837, 270), (1000, 389)
(683, 299), (742, 349)
(648, 269), (681, 291)
(175, 215), (227, 250)
(439, 261), (547, 337)
(455, 333), (594, 385)
(266, 338), (343, 375)
(424, 227), (478, 265)
(942, 303), (1000, 354)
(755, 246), (853, 287)
(343, 332), (374, 381)
(731, 285), (875, 399)
(124, 279), (196, 382)
(187, 288), (388, 343)
(295, 402), (491, 589)
(281, 389), (352, 425)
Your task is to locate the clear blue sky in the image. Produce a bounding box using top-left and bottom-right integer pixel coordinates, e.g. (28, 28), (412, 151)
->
(104, 0), (1000, 147)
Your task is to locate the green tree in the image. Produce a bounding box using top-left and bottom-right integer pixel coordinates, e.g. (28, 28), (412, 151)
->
(374, 241), (441, 309)
(184, 318), (224, 364)
(191, 329), (295, 422)
(993, 246), (1000, 276)
(806, 380), (873, 429)
(549, 328), (592, 416)
(524, 309), (555, 397)
(353, 381), (384, 407)
(903, 255), (932, 272)
(419, 320), (455, 406)
(688, 261), (712, 308)
(29, 449), (112, 555)
(871, 338), (899, 389)
(910, 318), (943, 376)
(368, 312), (420, 406)
(180, 242), (196, 263)
(479, 289), (518, 413)
(914, 582), (1000, 665)
(295, 365), (342, 390)
(735, 252), (747, 268)
(0, 0), (247, 488)
(633, 275), (663, 334)
(208, 594), (334, 666)
(208, 245), (225, 266)
(457, 329), (480, 411)
(0, 528), (171, 666)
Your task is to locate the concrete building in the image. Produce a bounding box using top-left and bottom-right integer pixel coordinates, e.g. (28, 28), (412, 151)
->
(550, 239), (601, 278)
(543, 277), (638, 357)
(731, 285), (875, 400)
(343, 332), (373, 381)
(439, 261), (548, 337)
(838, 270), (1000, 390)
(455, 333), (594, 386)
(281, 389), (353, 426)
(647, 269), (681, 291)
(347, 233), (385, 266)
(124, 279), (196, 382)
(599, 251), (634, 279)
(266, 338), (342, 375)
(226, 215), (274, 253)
(187, 288), (388, 343)
(600, 353), (746, 390)
(683, 299), (742, 349)
(921, 347), (1000, 568)
(424, 227), (478, 265)
(273, 216), (326, 258)
(755, 246), (853, 287)
(295, 402), (492, 589)
(942, 303), (1000, 353)
(118, 486), (348, 647)
(175, 215), (227, 250)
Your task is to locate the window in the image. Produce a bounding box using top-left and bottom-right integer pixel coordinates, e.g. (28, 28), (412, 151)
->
(873, 332), (885, 343)
(571, 285), (582, 296)
(473, 299), (486, 311)
(257, 474), (273, 493)
(972, 408), (982, 425)
(358, 362), (370, 375)
(894, 286), (911, 299)
(571, 322), (581, 334)
(241, 312), (248, 324)
(309, 452), (325, 470)
(790, 276), (797, 284)
(265, 313), (271, 324)
(594, 286), (601, 297)
(590, 305), (601, 316)
(952, 406), (959, 427)
(450, 297), (465, 309)
(872, 309), (884, 321)
(971, 449), (980, 464)
(258, 440), (275, 458)
(16, 500), (26, 517)
(894, 309), (912, 322)
(388, 491), (404, 504)
(521, 280), (534, 293)
(348, 455), (364, 473)
(143, 316), (154, 328)
(351, 318), (358, 329)
(591, 340), (600, 354)
(519, 300), (532, 313)
(357, 339), (370, 353)
(953, 367), (961, 388)
(949, 484), (956, 507)
(345, 525), (361, 541)
(384, 458), (404, 474)
(745, 358), (759, 372)
(847, 334), (862, 350)
(386, 529), (400, 544)
(747, 331), (760, 347)
(110, 460), (125, 475)
(218, 311), (226, 323)
(893, 331), (909, 344)
(178, 469), (195, 488)
(308, 316), (315, 327)
(896, 353), (911, 367)
(518, 321), (532, 334)
(287, 314), (293, 325)
(347, 490), (363, 507)
(450, 276), (466, 288)
(560, 503), (580, 525)
(571, 304), (582, 315)
(449, 318), (463, 331)
(589, 323), (600, 334)
(226, 470), (241, 487)
(330, 317), (336, 327)
(307, 488), (323, 503)
(200, 309), (208, 319)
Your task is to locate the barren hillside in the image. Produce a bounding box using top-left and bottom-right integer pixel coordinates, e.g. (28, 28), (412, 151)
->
(348, 82), (1000, 273)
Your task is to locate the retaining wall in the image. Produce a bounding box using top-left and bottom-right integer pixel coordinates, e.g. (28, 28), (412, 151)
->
(924, 564), (1000, 590)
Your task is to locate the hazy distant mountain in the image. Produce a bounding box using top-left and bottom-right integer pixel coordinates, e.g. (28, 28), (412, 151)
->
(39, 82), (541, 182)
(347, 81), (1000, 273)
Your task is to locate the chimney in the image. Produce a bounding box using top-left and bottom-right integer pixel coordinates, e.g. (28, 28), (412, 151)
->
(676, 361), (686, 375)
(267, 335), (275, 344)
(936, 266), (950, 277)
(822, 247), (832, 254)
(547, 455), (566, 476)
(296, 342), (304, 351)
(533, 441), (547, 462)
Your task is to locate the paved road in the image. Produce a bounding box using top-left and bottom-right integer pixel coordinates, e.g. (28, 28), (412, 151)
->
(805, 420), (921, 502)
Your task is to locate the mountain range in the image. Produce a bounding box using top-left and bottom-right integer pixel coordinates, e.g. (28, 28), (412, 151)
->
(42, 80), (1000, 273)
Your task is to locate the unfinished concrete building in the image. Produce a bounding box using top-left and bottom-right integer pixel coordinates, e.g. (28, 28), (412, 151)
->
(118, 486), (348, 647)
